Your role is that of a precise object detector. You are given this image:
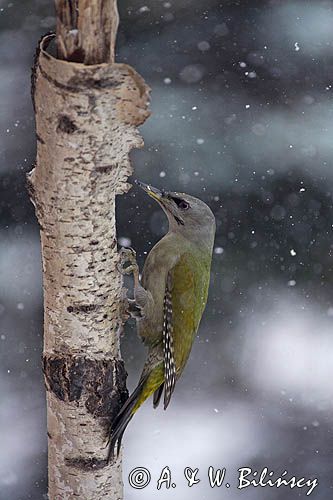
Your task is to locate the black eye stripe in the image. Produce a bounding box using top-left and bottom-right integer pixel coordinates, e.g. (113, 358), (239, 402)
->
(174, 215), (185, 225)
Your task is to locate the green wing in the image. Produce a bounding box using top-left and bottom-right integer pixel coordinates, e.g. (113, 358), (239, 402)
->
(153, 250), (212, 409)
(168, 251), (211, 375)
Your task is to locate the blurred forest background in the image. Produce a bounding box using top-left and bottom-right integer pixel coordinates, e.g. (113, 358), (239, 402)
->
(1, 0), (333, 499)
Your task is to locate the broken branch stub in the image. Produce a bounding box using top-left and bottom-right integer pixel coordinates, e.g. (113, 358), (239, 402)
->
(54, 0), (119, 64)
(28, 34), (150, 499)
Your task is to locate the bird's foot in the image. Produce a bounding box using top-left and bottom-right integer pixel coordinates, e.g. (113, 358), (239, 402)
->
(117, 247), (139, 285)
(119, 293), (144, 320)
(127, 298), (145, 319)
(118, 247), (147, 318)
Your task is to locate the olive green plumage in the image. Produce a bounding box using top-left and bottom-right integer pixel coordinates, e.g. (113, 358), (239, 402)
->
(136, 244), (212, 409)
(108, 181), (215, 461)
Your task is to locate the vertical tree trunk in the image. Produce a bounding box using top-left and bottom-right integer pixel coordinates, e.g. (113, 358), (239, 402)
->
(27, 2), (150, 498)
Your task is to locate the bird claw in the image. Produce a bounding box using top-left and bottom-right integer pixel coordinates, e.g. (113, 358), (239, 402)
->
(128, 298), (145, 319)
(119, 294), (144, 321)
(117, 247), (148, 320)
(117, 247), (139, 276)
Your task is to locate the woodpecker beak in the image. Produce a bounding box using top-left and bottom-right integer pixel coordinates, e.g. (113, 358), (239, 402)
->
(134, 179), (185, 226)
(134, 180), (164, 203)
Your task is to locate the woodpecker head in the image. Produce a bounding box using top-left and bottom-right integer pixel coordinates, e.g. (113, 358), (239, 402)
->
(135, 180), (216, 244)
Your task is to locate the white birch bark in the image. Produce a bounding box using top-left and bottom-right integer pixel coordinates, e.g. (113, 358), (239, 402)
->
(27, 5), (150, 496)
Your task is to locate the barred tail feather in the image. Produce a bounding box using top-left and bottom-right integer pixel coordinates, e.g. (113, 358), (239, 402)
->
(163, 273), (177, 409)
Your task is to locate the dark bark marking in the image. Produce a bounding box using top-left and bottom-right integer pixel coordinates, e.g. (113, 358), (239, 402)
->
(43, 354), (128, 424)
(37, 62), (120, 95)
(68, 75), (121, 90)
(94, 164), (117, 174)
(38, 63), (79, 93)
(65, 457), (108, 471)
(66, 47), (86, 64)
(67, 304), (103, 314)
(57, 115), (78, 134)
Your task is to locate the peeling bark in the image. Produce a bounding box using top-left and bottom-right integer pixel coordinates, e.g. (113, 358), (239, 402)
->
(28, 20), (150, 500)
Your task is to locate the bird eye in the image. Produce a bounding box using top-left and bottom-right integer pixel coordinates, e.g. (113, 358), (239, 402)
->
(178, 201), (189, 210)
(172, 197), (190, 211)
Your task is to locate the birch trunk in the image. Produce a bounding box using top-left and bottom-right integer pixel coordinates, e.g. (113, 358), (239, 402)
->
(27, 2), (150, 498)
